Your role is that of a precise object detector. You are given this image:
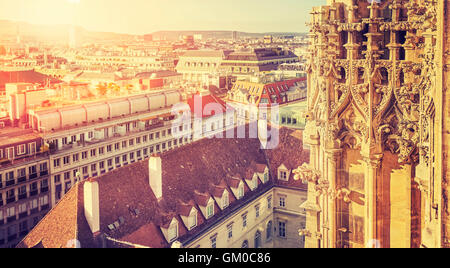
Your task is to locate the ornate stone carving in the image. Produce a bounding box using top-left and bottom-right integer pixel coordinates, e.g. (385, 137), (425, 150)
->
(293, 163), (321, 185)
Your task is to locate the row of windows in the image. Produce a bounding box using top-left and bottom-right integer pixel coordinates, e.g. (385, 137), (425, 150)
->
(53, 127), (187, 168)
(0, 142), (37, 160)
(0, 195), (49, 222)
(0, 215), (42, 246)
(209, 220), (287, 249)
(184, 62), (218, 68)
(0, 180), (49, 206)
(53, 137), (194, 202)
(0, 162), (48, 188)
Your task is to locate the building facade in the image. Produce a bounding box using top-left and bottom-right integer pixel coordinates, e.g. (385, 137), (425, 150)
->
(175, 50), (225, 85)
(18, 126), (309, 248)
(220, 48), (299, 79)
(0, 128), (50, 248)
(297, 0), (449, 248)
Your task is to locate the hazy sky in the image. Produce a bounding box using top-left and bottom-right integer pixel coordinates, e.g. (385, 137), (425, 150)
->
(0, 0), (326, 34)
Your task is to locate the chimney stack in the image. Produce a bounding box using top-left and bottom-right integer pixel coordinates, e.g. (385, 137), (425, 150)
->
(149, 156), (163, 200)
(84, 180), (100, 234)
(258, 119), (268, 149)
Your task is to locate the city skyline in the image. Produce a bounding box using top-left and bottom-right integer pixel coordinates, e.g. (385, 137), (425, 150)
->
(0, 0), (326, 35)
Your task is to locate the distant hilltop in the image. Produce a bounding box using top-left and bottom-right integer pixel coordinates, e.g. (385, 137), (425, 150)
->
(150, 31), (307, 41)
(0, 20), (306, 44)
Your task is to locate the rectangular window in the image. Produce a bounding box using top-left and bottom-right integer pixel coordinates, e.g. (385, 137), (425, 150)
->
(211, 236), (217, 249)
(267, 196), (272, 209)
(54, 158), (61, 167)
(279, 222), (286, 238)
(227, 224), (233, 239)
(54, 174), (61, 184)
(29, 142), (36, 154)
(242, 214), (247, 228)
(279, 197), (286, 208)
(17, 144), (26, 155)
(98, 147), (105, 155)
(207, 204), (214, 218)
(72, 153), (79, 162)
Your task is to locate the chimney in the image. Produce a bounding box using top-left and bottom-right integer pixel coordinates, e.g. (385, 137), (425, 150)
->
(84, 180), (100, 234)
(149, 156), (162, 200)
(258, 119), (268, 149)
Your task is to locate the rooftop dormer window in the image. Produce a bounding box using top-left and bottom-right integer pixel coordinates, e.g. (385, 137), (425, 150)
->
(238, 182), (245, 200)
(252, 176), (258, 191)
(207, 200), (214, 219)
(278, 165), (289, 181)
(188, 209), (197, 230)
(222, 191), (229, 209)
(263, 171), (269, 183)
(168, 220), (178, 242)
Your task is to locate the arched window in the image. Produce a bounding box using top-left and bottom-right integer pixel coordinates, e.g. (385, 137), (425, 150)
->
(242, 240), (249, 248)
(266, 221), (272, 240)
(254, 231), (262, 248)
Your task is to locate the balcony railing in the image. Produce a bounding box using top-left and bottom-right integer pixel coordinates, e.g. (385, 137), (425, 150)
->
(17, 176), (26, 183)
(29, 173), (38, 180)
(5, 180), (15, 187)
(7, 234), (17, 242)
(40, 170), (49, 176)
(7, 216), (16, 224)
(6, 197), (16, 204)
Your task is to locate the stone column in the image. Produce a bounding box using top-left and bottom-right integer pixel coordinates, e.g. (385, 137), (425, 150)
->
(364, 155), (382, 247)
(325, 149), (342, 248)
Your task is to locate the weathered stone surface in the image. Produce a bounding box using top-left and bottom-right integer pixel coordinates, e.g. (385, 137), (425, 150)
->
(302, 0), (448, 248)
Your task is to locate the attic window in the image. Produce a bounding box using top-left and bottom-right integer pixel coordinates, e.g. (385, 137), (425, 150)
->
(279, 169), (288, 181)
(188, 210), (197, 230)
(238, 183), (245, 199)
(263, 172), (269, 183)
(252, 176), (258, 190)
(207, 201), (214, 219)
(168, 221), (178, 242)
(222, 191), (229, 209)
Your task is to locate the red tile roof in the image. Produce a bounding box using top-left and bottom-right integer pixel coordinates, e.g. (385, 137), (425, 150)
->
(19, 126), (309, 248)
(187, 94), (228, 118)
(0, 70), (61, 89)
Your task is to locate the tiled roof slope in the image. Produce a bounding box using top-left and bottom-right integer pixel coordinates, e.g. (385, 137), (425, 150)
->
(18, 126), (309, 248)
(0, 70), (61, 89)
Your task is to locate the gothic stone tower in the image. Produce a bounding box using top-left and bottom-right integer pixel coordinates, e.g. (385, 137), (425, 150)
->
(295, 0), (449, 248)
